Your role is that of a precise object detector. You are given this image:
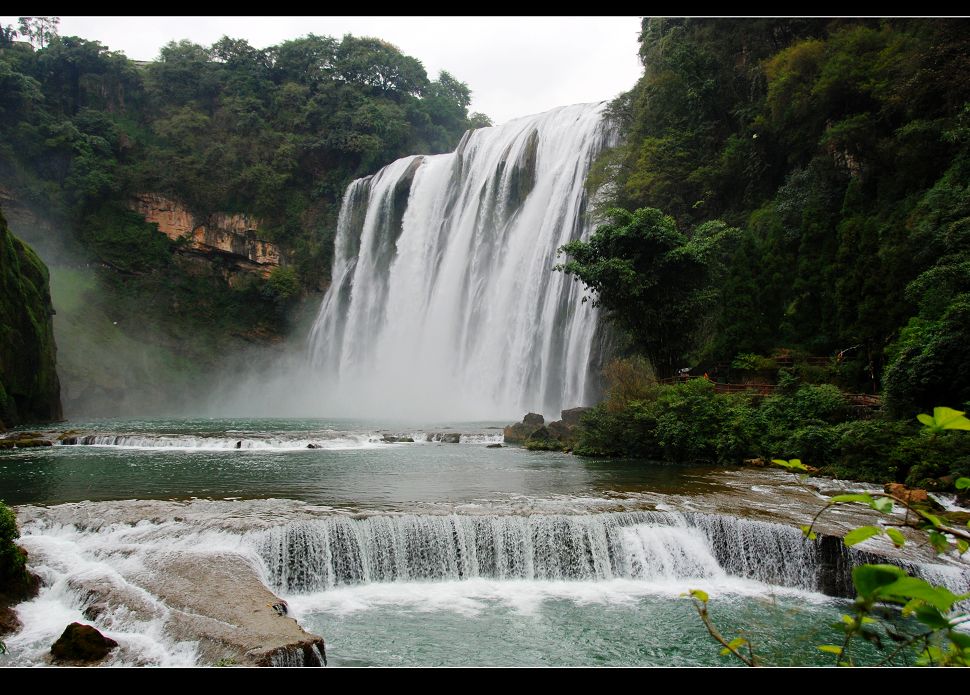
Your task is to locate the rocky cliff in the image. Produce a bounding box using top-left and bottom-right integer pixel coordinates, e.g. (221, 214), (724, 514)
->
(130, 193), (282, 279)
(0, 206), (62, 429)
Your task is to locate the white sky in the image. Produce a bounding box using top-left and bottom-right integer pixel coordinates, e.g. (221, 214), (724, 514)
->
(2, 16), (646, 125)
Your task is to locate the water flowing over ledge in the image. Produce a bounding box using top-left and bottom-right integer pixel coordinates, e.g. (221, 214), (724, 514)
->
(6, 498), (968, 666)
(253, 511), (969, 598)
(55, 431), (504, 451)
(308, 103), (618, 421)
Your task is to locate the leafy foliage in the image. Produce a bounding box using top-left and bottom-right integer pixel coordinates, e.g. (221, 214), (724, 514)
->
(589, 19), (970, 410)
(574, 373), (970, 488)
(0, 500), (29, 594)
(694, 409), (970, 667)
(0, 29), (483, 354)
(557, 207), (738, 375)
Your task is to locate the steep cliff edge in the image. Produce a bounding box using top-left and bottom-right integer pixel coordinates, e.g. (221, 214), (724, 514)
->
(130, 193), (282, 281)
(0, 206), (61, 429)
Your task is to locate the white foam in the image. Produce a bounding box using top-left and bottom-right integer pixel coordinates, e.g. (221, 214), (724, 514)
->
(284, 577), (831, 620)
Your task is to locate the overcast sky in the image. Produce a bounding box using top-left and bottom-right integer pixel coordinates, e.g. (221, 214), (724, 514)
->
(2, 16), (646, 124)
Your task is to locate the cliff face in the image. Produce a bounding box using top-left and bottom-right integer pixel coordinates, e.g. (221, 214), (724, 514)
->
(130, 193), (282, 279)
(0, 207), (62, 429)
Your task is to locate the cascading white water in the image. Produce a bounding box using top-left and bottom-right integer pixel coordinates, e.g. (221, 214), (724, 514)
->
(308, 103), (617, 421)
(253, 512), (832, 593)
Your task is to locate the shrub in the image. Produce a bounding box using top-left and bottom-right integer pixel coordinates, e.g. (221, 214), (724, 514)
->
(0, 501), (29, 594)
(601, 356), (658, 413)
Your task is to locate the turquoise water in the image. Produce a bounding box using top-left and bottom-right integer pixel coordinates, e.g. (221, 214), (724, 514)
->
(0, 418), (924, 667)
(293, 585), (857, 667)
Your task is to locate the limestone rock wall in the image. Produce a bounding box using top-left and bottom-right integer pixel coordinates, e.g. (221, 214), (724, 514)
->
(130, 193), (282, 277)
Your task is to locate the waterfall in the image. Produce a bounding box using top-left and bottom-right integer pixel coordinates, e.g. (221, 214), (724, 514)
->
(253, 512), (842, 594)
(308, 103), (617, 421)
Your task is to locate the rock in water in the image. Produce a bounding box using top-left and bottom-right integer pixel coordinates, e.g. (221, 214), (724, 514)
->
(523, 413), (544, 427)
(504, 413), (555, 444)
(50, 622), (118, 662)
(429, 432), (460, 443)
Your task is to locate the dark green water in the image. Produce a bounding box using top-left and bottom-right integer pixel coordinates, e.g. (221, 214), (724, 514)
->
(0, 417), (726, 508)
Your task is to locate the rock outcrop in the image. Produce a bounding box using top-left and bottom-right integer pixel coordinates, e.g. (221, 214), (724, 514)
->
(504, 413), (545, 444)
(50, 623), (118, 663)
(0, 206), (62, 428)
(130, 193), (282, 279)
(505, 408), (592, 450)
(428, 432), (461, 443)
(64, 551), (326, 667)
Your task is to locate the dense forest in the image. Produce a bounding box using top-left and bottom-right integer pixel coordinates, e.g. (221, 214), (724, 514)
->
(556, 18), (970, 484)
(564, 18), (970, 411)
(0, 24), (484, 414)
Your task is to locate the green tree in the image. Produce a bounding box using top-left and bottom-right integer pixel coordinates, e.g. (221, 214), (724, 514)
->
(557, 207), (737, 376)
(16, 17), (58, 49)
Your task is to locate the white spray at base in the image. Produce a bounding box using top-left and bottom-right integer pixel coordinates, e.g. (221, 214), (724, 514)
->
(307, 103), (617, 421)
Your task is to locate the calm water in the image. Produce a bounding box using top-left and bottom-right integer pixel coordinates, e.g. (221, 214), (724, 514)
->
(0, 417), (726, 508)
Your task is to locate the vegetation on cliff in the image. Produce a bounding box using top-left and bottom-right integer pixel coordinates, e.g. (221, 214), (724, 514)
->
(0, 206), (60, 428)
(566, 18), (970, 417)
(0, 29), (484, 290)
(0, 25), (484, 414)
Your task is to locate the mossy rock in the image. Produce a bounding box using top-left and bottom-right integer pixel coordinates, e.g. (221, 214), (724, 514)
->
(50, 622), (118, 662)
(524, 438), (565, 452)
(524, 426), (566, 451)
(0, 206), (62, 427)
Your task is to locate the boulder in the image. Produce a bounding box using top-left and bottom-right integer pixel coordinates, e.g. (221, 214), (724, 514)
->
(503, 422), (538, 444)
(560, 407), (591, 427)
(486, 443), (503, 449)
(547, 420), (572, 441)
(524, 427), (564, 451)
(50, 622), (118, 662)
(504, 413), (550, 444)
(382, 435), (414, 443)
(429, 432), (460, 444)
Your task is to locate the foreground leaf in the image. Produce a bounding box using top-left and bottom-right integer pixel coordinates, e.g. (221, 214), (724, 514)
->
(928, 529), (950, 553)
(772, 458), (808, 471)
(720, 637), (747, 656)
(918, 407), (970, 432)
(689, 589), (709, 603)
(852, 564), (907, 599)
(885, 528), (906, 548)
(830, 493), (874, 505)
(880, 577), (964, 612)
(844, 526), (882, 547)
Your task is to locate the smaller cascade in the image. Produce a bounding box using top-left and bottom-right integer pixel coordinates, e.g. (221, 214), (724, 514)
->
(253, 511), (845, 594)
